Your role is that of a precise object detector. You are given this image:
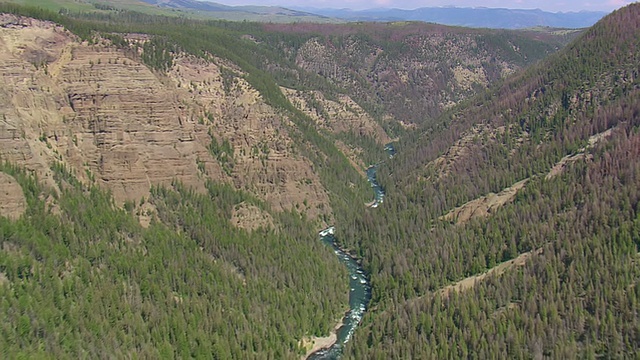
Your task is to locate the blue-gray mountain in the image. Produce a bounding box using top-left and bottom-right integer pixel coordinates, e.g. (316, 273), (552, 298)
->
(140, 0), (605, 28)
(296, 6), (607, 29)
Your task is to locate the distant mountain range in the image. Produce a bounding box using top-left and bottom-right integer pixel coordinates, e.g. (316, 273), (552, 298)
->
(294, 6), (607, 29)
(141, 1), (607, 28)
(140, 0), (334, 21)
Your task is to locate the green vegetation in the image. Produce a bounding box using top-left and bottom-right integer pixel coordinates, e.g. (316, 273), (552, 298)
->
(0, 2), (567, 194)
(253, 21), (567, 131)
(339, 4), (640, 357)
(0, 4), (367, 357)
(0, 158), (349, 358)
(1, 1), (638, 358)
(207, 130), (235, 176)
(140, 36), (175, 72)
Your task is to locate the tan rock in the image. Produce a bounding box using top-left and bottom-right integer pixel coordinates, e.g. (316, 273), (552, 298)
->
(231, 202), (275, 232)
(441, 178), (528, 224)
(0, 172), (26, 220)
(282, 86), (391, 145)
(0, 16), (334, 223)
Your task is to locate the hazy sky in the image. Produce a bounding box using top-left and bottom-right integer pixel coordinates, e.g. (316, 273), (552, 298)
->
(215, 0), (635, 12)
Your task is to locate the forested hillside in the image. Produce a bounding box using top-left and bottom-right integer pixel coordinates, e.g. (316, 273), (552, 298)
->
(252, 22), (572, 131)
(341, 4), (640, 358)
(0, 159), (354, 358)
(0, 5), (357, 358)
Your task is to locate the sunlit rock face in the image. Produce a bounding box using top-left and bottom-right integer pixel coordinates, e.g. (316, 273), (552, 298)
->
(0, 15), (332, 222)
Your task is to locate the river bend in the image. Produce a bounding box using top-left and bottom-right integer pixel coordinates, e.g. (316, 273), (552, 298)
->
(308, 143), (394, 359)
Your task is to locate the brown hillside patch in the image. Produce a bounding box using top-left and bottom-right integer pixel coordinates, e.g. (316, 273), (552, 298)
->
(546, 153), (587, 180)
(231, 202), (275, 232)
(0, 172), (26, 220)
(397, 248), (543, 315)
(281, 86), (391, 144)
(428, 124), (506, 179)
(441, 178), (528, 225)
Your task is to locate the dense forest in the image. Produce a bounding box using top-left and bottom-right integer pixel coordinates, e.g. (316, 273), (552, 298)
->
(0, 3), (405, 358)
(0, 160), (357, 358)
(0, 1), (639, 359)
(340, 4), (640, 358)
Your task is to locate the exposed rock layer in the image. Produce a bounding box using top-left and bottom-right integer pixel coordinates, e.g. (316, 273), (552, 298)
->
(0, 172), (26, 220)
(0, 15), (333, 222)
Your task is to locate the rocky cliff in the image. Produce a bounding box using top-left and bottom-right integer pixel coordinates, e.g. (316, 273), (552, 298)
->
(0, 172), (25, 220)
(0, 14), (332, 224)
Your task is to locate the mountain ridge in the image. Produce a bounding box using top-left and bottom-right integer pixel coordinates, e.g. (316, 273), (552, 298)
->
(6, 0), (607, 28)
(293, 6), (607, 29)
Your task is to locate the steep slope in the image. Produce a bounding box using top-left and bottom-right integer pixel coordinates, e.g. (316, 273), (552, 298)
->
(0, 7), (570, 223)
(343, 4), (640, 358)
(257, 22), (569, 130)
(0, 171), (26, 220)
(0, 159), (351, 359)
(0, 11), (359, 359)
(0, 13), (331, 222)
(0, 5), (415, 358)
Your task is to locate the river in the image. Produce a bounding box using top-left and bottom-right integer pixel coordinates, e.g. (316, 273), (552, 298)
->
(308, 226), (371, 360)
(308, 143), (394, 359)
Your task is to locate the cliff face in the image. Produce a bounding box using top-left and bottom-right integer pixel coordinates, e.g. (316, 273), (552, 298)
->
(0, 15), (71, 192)
(0, 172), (25, 220)
(0, 14), (331, 222)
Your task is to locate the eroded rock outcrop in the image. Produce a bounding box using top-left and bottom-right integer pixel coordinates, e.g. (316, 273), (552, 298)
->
(231, 202), (275, 232)
(0, 15), (332, 223)
(281, 87), (390, 144)
(0, 172), (26, 220)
